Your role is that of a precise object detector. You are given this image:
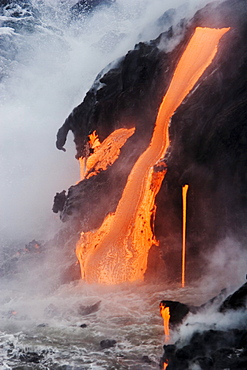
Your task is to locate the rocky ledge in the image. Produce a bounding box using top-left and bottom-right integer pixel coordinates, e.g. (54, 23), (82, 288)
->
(160, 282), (247, 369)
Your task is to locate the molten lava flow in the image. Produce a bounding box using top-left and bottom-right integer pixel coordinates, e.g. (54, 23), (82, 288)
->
(89, 130), (101, 149)
(182, 184), (189, 288)
(79, 130), (101, 180)
(79, 128), (135, 181)
(76, 162), (167, 282)
(76, 26), (230, 284)
(160, 302), (170, 343)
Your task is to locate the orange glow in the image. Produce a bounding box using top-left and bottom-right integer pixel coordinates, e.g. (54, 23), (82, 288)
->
(160, 302), (170, 343)
(182, 184), (189, 288)
(88, 130), (101, 150)
(79, 130), (101, 180)
(76, 163), (166, 282)
(163, 360), (168, 370)
(79, 128), (135, 180)
(76, 27), (230, 284)
(79, 157), (86, 181)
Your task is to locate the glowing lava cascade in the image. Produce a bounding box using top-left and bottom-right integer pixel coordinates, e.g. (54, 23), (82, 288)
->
(79, 128), (135, 181)
(76, 27), (230, 284)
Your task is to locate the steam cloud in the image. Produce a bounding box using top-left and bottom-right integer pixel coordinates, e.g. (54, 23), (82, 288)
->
(202, 237), (247, 290)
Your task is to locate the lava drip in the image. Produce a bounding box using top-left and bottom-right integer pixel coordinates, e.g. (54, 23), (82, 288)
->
(160, 302), (170, 343)
(182, 184), (189, 288)
(76, 26), (230, 284)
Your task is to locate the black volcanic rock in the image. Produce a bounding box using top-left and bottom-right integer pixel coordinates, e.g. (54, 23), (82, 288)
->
(156, 0), (247, 280)
(70, 0), (114, 19)
(219, 282), (247, 312)
(54, 22), (186, 231)
(78, 300), (101, 315)
(160, 283), (247, 369)
(161, 329), (247, 370)
(100, 339), (116, 349)
(55, 0), (247, 280)
(160, 300), (190, 326)
(197, 288), (227, 311)
(52, 190), (67, 214)
(55, 39), (168, 158)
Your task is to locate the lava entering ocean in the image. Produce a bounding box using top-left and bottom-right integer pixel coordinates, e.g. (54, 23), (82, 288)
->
(160, 302), (170, 343)
(76, 26), (230, 284)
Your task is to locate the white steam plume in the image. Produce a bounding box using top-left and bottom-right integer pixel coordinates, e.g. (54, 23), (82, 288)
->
(201, 237), (247, 290)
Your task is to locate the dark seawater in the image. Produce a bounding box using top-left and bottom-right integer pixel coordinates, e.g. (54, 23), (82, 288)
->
(0, 278), (231, 369)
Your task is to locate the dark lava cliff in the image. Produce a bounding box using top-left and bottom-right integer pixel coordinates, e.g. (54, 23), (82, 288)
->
(54, 0), (247, 282)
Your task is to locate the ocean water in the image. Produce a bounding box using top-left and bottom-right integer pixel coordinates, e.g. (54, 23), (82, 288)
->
(1, 265), (245, 370)
(0, 1), (245, 369)
(0, 275), (227, 370)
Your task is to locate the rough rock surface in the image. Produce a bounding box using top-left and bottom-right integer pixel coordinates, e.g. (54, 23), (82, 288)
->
(54, 0), (247, 281)
(160, 300), (190, 326)
(160, 283), (247, 369)
(219, 282), (247, 312)
(100, 339), (116, 349)
(161, 329), (247, 369)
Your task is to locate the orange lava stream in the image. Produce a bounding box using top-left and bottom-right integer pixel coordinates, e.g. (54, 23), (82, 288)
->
(79, 130), (101, 180)
(76, 163), (167, 282)
(79, 128), (135, 180)
(163, 361), (168, 370)
(76, 26), (230, 284)
(182, 184), (189, 288)
(160, 303), (170, 342)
